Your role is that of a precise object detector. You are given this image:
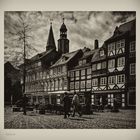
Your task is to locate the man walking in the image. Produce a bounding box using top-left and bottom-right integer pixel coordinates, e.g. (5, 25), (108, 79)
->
(22, 94), (28, 115)
(72, 92), (82, 117)
(62, 92), (71, 119)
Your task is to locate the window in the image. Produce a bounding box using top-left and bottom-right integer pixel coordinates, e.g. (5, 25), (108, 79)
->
(63, 79), (67, 88)
(50, 69), (53, 76)
(70, 71), (74, 77)
(116, 39), (125, 48)
(55, 80), (58, 90)
(44, 82), (47, 91)
(117, 57), (125, 67)
(38, 61), (41, 66)
(130, 41), (135, 52)
(117, 75), (125, 84)
(51, 80), (55, 91)
(75, 82), (79, 89)
(100, 77), (107, 85)
(97, 63), (101, 70)
(102, 61), (106, 69)
(86, 80), (91, 88)
(100, 50), (104, 57)
(83, 59), (86, 64)
(108, 76), (116, 84)
(40, 72), (43, 79)
(108, 43), (115, 51)
(130, 63), (136, 75)
(81, 81), (85, 88)
(87, 68), (91, 75)
(70, 82), (74, 89)
(81, 69), (85, 76)
(108, 59), (115, 68)
(92, 78), (98, 86)
(58, 67), (62, 73)
(76, 71), (79, 77)
(59, 79), (62, 89)
(79, 60), (82, 66)
(92, 64), (96, 71)
(62, 66), (66, 73)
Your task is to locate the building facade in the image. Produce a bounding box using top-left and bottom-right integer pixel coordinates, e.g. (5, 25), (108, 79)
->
(21, 19), (136, 108)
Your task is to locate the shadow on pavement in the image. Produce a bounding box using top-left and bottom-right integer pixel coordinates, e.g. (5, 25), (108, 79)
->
(68, 117), (87, 121)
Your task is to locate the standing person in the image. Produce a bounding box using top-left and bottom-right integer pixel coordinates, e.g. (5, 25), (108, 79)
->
(22, 94), (28, 115)
(72, 92), (82, 117)
(62, 92), (71, 119)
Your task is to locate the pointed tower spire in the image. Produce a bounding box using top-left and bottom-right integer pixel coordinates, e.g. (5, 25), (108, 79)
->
(46, 21), (56, 51)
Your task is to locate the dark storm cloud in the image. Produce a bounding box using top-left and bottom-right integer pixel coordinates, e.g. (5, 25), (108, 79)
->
(4, 11), (136, 66)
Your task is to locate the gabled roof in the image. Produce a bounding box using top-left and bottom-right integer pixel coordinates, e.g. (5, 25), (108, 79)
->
(51, 49), (81, 67)
(119, 19), (135, 33)
(106, 19), (136, 41)
(30, 49), (54, 62)
(80, 48), (94, 60)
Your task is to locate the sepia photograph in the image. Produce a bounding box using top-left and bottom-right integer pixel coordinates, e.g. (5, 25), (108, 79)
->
(4, 11), (136, 129)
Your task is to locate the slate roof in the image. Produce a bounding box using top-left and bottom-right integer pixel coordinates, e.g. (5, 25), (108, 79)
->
(51, 49), (81, 67)
(80, 49), (95, 60)
(46, 24), (56, 50)
(91, 44), (106, 63)
(30, 49), (54, 62)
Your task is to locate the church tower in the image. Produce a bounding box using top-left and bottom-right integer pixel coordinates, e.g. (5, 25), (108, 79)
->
(58, 18), (69, 55)
(46, 22), (56, 51)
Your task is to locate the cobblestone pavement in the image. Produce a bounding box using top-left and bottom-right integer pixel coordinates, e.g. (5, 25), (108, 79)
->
(4, 107), (136, 129)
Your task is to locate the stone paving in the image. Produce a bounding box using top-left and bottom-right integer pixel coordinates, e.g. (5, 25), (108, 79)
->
(4, 107), (136, 129)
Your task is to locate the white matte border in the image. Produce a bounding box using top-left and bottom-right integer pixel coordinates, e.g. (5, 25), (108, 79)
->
(0, 0), (140, 140)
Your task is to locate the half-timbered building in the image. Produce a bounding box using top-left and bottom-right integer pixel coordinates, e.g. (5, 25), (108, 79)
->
(91, 19), (136, 108)
(20, 18), (135, 109)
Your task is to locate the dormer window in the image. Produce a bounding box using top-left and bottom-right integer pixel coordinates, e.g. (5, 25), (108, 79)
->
(83, 59), (86, 64)
(100, 50), (104, 57)
(79, 60), (82, 66)
(61, 56), (68, 62)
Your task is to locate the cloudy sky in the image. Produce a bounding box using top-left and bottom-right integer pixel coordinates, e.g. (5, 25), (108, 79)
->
(4, 11), (135, 66)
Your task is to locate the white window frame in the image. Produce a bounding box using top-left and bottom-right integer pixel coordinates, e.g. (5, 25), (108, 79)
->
(83, 59), (86, 64)
(100, 77), (107, 85)
(75, 81), (79, 89)
(81, 69), (85, 76)
(117, 57), (125, 67)
(86, 80), (91, 88)
(117, 74), (125, 84)
(108, 76), (116, 84)
(79, 60), (82, 66)
(81, 81), (85, 88)
(92, 78), (98, 86)
(87, 68), (91, 75)
(108, 43), (115, 51)
(75, 71), (79, 77)
(101, 61), (106, 69)
(70, 82), (74, 89)
(108, 59), (115, 68)
(97, 63), (101, 70)
(100, 50), (104, 57)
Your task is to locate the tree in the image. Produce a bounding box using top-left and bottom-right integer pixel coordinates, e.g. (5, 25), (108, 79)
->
(8, 12), (33, 94)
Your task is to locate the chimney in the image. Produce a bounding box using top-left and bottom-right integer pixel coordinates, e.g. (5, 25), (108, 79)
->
(94, 39), (99, 49)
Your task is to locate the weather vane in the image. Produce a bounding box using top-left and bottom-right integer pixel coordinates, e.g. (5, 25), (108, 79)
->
(50, 18), (53, 25)
(63, 17), (65, 23)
